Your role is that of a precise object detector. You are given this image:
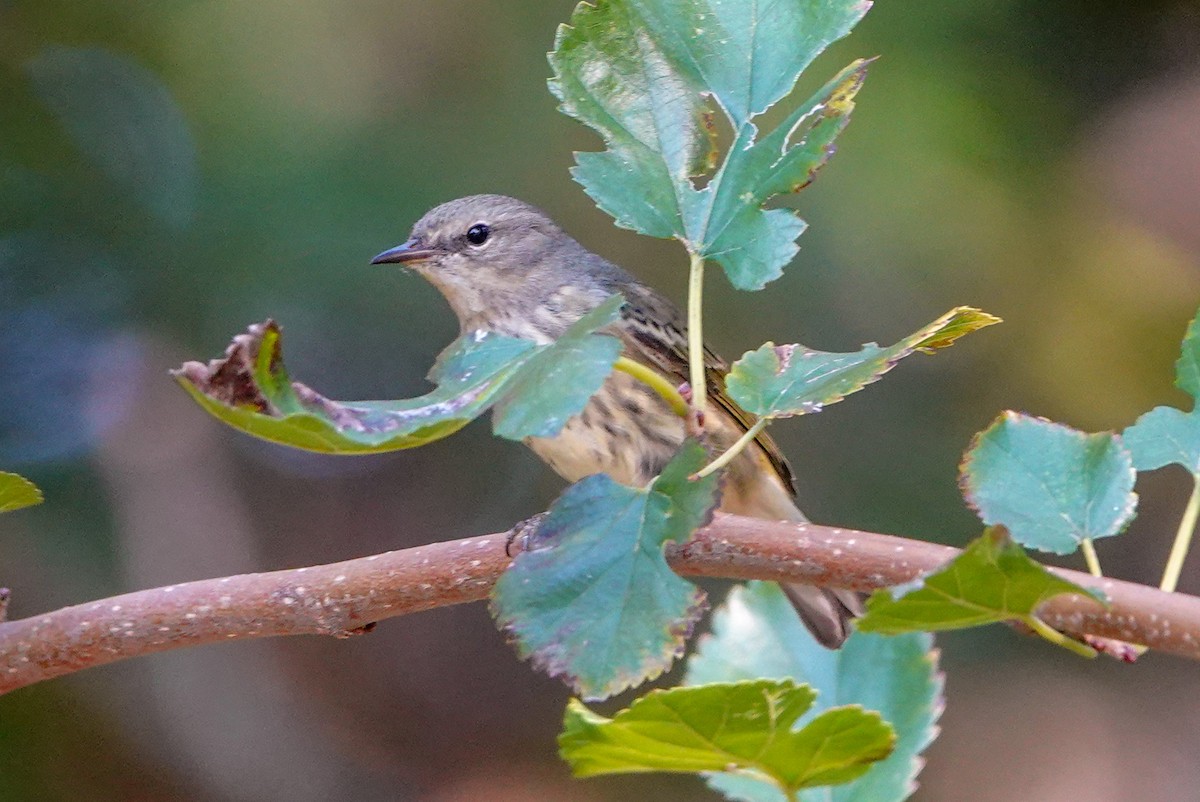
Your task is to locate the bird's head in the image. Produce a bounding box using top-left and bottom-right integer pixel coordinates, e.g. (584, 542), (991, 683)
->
(371, 194), (569, 328)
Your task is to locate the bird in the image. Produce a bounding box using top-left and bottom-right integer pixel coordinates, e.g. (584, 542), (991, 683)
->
(371, 194), (861, 647)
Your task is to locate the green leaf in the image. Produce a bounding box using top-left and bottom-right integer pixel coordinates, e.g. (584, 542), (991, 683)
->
(491, 441), (719, 700)
(26, 46), (197, 228)
(0, 472), (43, 514)
(726, 307), (1000, 419)
(686, 582), (941, 802)
(174, 296), (623, 454)
(550, 0), (873, 290)
(560, 680), (894, 795)
(856, 529), (1102, 651)
(960, 412), (1137, 554)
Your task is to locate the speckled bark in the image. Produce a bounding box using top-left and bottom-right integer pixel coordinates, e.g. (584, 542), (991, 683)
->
(1, 514), (1197, 694)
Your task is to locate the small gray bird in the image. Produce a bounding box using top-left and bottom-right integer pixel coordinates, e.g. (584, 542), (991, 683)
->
(372, 194), (861, 647)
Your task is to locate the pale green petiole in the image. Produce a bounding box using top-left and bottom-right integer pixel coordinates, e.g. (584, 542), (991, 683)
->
(1161, 474), (1200, 593)
(687, 250), (707, 415)
(693, 418), (769, 480)
(1080, 539), (1103, 578)
(1025, 616), (1097, 659)
(613, 356), (689, 418)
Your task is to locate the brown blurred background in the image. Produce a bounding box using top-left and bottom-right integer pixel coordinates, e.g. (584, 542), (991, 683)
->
(2, 1), (1199, 799)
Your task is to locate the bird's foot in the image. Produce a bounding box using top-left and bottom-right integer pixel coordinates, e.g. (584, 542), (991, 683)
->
(505, 511), (550, 557)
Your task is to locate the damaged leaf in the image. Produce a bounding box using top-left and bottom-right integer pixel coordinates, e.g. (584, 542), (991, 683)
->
(174, 296), (624, 453)
(551, 0), (874, 289)
(726, 307), (999, 418)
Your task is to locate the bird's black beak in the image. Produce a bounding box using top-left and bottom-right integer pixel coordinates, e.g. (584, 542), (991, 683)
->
(370, 239), (437, 265)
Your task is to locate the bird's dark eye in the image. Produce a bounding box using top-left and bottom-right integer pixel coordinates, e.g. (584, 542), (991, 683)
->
(466, 223), (490, 246)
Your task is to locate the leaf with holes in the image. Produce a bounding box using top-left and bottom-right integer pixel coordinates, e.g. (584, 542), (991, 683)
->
(175, 296), (624, 453)
(491, 441), (719, 700)
(726, 307), (999, 418)
(560, 680), (895, 796)
(961, 413), (1137, 554)
(551, 0), (874, 289)
(686, 582), (942, 802)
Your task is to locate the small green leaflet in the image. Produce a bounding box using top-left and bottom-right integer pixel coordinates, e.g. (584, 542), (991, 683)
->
(559, 680), (894, 796)
(1175, 305), (1200, 397)
(960, 412), (1137, 554)
(550, 0), (872, 290)
(686, 582), (941, 802)
(1125, 407), (1200, 474)
(26, 46), (197, 228)
(0, 472), (43, 514)
(491, 441), (719, 700)
(174, 296), (624, 453)
(1125, 307), (1200, 474)
(856, 529), (1103, 656)
(726, 307), (999, 418)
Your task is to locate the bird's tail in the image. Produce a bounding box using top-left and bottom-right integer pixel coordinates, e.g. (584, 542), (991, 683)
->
(779, 581), (864, 649)
(727, 472), (863, 648)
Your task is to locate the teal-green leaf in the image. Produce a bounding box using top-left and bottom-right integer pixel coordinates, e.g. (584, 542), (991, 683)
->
(550, 0), (873, 290)
(727, 307), (1000, 418)
(1124, 406), (1200, 474)
(0, 472), (44, 514)
(1123, 307), (1200, 474)
(492, 295), (624, 439)
(175, 297), (623, 454)
(856, 529), (1102, 638)
(560, 680), (894, 795)
(686, 582), (941, 802)
(26, 46), (197, 228)
(491, 441), (719, 700)
(960, 412), (1137, 554)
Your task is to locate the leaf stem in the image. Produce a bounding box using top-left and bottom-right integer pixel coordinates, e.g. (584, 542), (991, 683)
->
(694, 418), (769, 479)
(1080, 539), (1103, 578)
(1161, 475), (1200, 593)
(1024, 616), (1097, 659)
(613, 357), (688, 417)
(687, 250), (707, 415)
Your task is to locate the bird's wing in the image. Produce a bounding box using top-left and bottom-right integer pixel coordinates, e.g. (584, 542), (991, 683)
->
(616, 292), (796, 495)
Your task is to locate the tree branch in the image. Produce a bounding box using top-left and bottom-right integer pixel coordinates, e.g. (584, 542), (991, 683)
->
(2, 514), (1198, 695)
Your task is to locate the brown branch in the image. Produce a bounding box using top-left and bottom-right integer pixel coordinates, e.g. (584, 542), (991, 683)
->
(2, 514), (1198, 695)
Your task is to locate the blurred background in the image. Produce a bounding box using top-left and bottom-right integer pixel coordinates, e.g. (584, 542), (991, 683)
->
(1, 0), (1199, 799)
